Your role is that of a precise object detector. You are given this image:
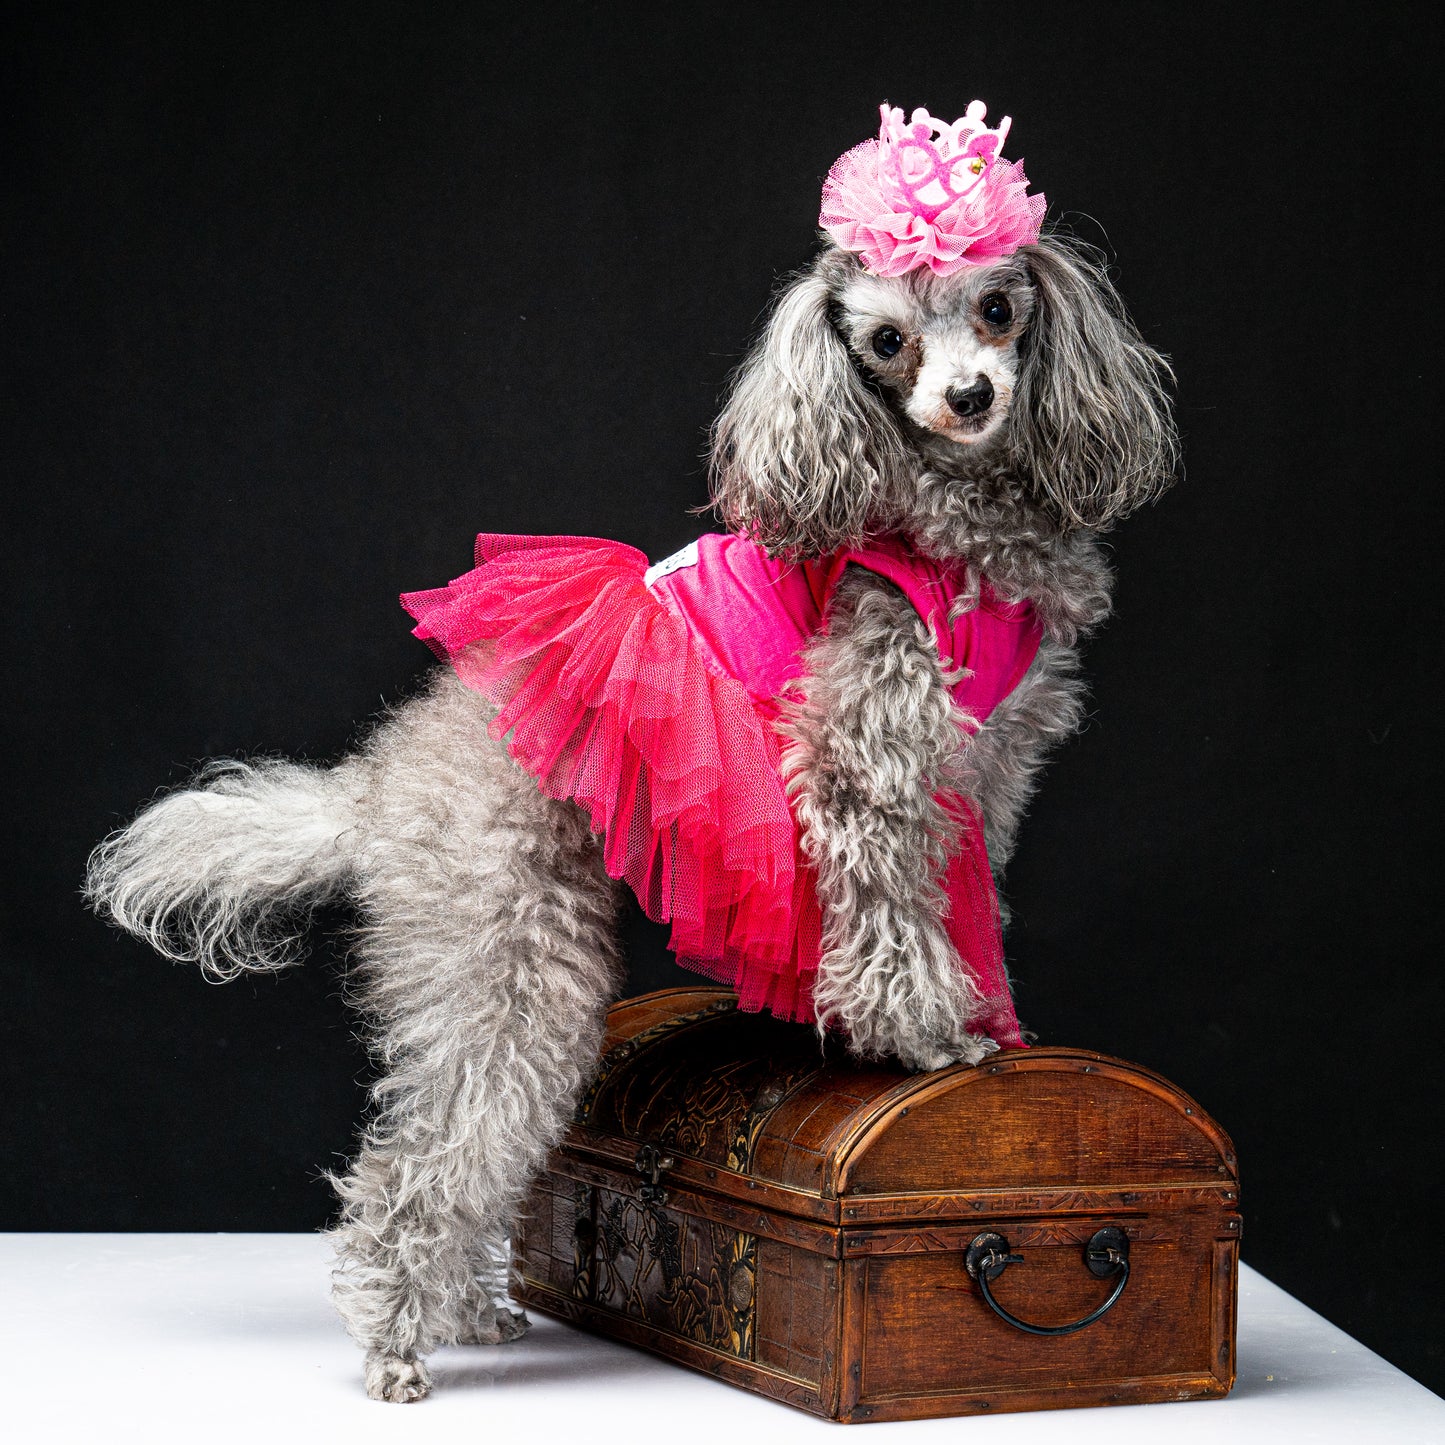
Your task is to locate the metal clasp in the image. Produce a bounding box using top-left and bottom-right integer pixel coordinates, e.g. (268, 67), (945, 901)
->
(634, 1143), (676, 1204)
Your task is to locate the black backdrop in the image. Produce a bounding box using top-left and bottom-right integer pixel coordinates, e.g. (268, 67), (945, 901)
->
(5, 0), (1442, 1397)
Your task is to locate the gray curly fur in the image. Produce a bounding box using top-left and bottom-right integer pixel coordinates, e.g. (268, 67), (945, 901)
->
(85, 758), (359, 976)
(85, 226), (1176, 1399)
(779, 570), (993, 1071)
(711, 249), (913, 555)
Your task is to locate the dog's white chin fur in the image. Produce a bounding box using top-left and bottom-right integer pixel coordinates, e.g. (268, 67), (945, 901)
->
(922, 411), (1007, 449)
(935, 418), (1000, 444)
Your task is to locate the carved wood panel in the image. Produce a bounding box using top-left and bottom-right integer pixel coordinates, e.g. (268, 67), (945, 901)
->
(586, 1185), (758, 1359)
(582, 1010), (827, 1172)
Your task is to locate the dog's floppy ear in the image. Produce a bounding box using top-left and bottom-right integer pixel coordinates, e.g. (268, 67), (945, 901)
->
(709, 247), (909, 556)
(1010, 236), (1179, 529)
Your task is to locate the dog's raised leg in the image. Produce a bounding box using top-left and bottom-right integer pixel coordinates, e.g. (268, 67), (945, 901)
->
(327, 680), (620, 1401)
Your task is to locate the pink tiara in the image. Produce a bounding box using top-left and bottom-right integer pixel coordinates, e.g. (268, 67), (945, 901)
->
(820, 101), (1046, 277)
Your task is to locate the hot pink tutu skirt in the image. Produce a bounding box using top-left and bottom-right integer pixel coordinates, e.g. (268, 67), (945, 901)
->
(402, 533), (1023, 1047)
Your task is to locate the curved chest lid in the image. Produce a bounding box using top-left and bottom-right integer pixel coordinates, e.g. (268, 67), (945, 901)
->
(574, 988), (1236, 1213)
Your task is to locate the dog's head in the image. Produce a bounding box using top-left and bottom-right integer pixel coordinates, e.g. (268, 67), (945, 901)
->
(710, 235), (1178, 555)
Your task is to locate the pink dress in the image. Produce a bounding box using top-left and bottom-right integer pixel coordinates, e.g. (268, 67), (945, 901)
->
(401, 533), (1041, 1050)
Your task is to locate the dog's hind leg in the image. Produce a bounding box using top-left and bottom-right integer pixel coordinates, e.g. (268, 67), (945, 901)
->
(454, 1232), (529, 1345)
(327, 676), (620, 1401)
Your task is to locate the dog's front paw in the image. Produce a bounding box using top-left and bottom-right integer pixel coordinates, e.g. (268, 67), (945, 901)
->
(456, 1302), (530, 1346)
(365, 1350), (431, 1403)
(898, 1032), (1000, 1073)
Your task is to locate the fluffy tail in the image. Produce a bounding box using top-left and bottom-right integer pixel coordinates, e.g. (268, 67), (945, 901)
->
(85, 759), (361, 979)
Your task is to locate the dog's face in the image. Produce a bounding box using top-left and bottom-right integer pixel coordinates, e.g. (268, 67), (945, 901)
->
(832, 256), (1034, 455)
(711, 236), (1177, 556)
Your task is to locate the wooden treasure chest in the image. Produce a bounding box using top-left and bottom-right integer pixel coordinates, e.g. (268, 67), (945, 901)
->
(515, 986), (1240, 1422)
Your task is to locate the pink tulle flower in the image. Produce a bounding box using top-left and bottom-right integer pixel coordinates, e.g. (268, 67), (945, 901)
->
(820, 101), (1047, 276)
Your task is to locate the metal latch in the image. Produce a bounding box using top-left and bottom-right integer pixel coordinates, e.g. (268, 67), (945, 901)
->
(634, 1143), (675, 1204)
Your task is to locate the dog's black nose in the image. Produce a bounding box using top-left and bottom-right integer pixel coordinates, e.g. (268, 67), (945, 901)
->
(946, 376), (994, 417)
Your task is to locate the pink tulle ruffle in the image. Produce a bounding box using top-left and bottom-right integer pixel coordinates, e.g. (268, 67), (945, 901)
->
(402, 534), (1024, 1048)
(402, 535), (821, 1022)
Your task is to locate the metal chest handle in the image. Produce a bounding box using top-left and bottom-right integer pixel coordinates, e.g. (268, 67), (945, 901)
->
(963, 1227), (1131, 1336)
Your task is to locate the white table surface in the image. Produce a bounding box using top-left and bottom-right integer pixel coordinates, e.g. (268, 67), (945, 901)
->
(1, 1234), (1439, 1443)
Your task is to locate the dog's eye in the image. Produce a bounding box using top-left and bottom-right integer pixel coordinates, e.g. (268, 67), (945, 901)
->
(871, 326), (904, 359)
(980, 294), (1012, 328)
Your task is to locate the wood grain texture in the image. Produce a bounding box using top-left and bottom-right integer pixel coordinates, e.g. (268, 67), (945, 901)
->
(754, 1238), (834, 1386)
(839, 1052), (1236, 1196)
(515, 987), (1240, 1422)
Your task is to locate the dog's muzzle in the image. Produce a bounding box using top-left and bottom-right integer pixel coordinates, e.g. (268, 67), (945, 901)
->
(946, 375), (995, 418)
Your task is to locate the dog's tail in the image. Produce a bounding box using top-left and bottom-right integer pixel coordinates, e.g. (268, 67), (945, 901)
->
(84, 758), (361, 980)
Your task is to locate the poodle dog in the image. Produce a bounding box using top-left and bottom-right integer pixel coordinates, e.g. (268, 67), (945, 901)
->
(87, 105), (1176, 1401)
